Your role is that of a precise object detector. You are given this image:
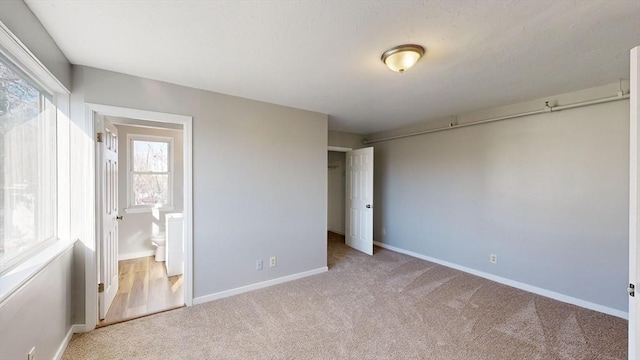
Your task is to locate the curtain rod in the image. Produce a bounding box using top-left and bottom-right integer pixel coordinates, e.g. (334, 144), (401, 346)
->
(363, 93), (630, 145)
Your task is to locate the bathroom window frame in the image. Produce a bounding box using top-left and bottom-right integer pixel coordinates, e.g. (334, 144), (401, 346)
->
(125, 134), (174, 213)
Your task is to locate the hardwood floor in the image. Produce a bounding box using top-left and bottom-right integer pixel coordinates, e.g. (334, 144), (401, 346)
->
(97, 256), (184, 327)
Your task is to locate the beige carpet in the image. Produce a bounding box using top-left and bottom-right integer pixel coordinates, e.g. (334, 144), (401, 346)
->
(63, 234), (627, 359)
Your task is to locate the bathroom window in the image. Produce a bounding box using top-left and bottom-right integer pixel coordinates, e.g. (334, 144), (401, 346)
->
(127, 135), (173, 211)
(0, 52), (57, 273)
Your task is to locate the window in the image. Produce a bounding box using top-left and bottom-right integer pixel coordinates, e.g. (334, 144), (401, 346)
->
(0, 52), (57, 272)
(128, 135), (173, 210)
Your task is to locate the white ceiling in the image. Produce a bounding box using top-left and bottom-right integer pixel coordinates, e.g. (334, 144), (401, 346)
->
(25, 0), (640, 134)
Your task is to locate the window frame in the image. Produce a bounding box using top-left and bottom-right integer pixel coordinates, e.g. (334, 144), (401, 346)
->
(126, 134), (174, 212)
(0, 52), (58, 275)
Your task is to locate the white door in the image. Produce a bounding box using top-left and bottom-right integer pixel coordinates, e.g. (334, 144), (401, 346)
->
(629, 45), (639, 360)
(97, 117), (119, 320)
(345, 147), (374, 255)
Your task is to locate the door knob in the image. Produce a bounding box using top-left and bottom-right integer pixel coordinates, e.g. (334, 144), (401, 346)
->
(116, 215), (123, 220)
(366, 204), (372, 209)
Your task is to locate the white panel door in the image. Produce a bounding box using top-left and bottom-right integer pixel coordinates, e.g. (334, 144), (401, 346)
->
(629, 45), (639, 360)
(345, 147), (374, 255)
(97, 117), (119, 320)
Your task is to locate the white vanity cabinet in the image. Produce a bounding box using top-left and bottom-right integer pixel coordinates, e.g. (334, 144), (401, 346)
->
(165, 213), (184, 276)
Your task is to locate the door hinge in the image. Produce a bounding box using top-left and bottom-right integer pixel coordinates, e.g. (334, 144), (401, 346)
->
(98, 283), (105, 293)
(97, 132), (103, 143)
(629, 283), (635, 297)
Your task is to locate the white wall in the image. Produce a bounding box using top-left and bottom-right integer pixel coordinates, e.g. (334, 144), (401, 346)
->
(71, 65), (328, 302)
(369, 83), (629, 313)
(114, 124), (184, 258)
(327, 151), (346, 234)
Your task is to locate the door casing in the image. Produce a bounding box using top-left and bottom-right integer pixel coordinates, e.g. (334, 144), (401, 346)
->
(628, 45), (639, 360)
(84, 103), (194, 331)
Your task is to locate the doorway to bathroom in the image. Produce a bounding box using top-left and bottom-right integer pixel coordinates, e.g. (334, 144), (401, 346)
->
(89, 104), (193, 328)
(99, 118), (184, 326)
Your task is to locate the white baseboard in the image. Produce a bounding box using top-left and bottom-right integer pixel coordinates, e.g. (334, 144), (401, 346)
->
(193, 267), (328, 305)
(118, 250), (155, 261)
(54, 324), (84, 360)
(374, 241), (628, 320)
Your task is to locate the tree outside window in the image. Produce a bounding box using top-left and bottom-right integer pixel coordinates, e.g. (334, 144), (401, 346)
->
(130, 137), (172, 208)
(0, 53), (57, 272)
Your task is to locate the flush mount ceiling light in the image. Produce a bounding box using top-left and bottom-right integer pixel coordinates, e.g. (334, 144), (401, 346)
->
(381, 44), (425, 73)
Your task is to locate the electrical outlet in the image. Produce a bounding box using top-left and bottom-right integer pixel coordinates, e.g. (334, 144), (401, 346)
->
(490, 254), (498, 264)
(382, 228), (386, 236)
(270, 256), (277, 267)
(256, 260), (263, 270)
(27, 347), (35, 360)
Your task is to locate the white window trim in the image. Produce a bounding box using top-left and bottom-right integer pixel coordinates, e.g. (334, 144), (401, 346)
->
(0, 238), (75, 304)
(124, 206), (175, 214)
(126, 134), (174, 212)
(0, 22), (69, 95)
(0, 21), (70, 304)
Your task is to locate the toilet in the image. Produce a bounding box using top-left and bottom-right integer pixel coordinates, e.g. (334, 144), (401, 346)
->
(151, 232), (166, 262)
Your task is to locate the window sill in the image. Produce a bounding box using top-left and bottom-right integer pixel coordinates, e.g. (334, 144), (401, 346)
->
(0, 238), (77, 305)
(125, 206), (175, 214)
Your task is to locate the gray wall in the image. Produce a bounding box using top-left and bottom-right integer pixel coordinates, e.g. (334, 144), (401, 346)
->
(115, 125), (184, 258)
(370, 84), (629, 312)
(71, 65), (328, 300)
(69, 64), (95, 327)
(0, 0), (72, 90)
(0, 249), (74, 360)
(328, 130), (363, 149)
(328, 151), (346, 234)
(0, 7), (76, 360)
